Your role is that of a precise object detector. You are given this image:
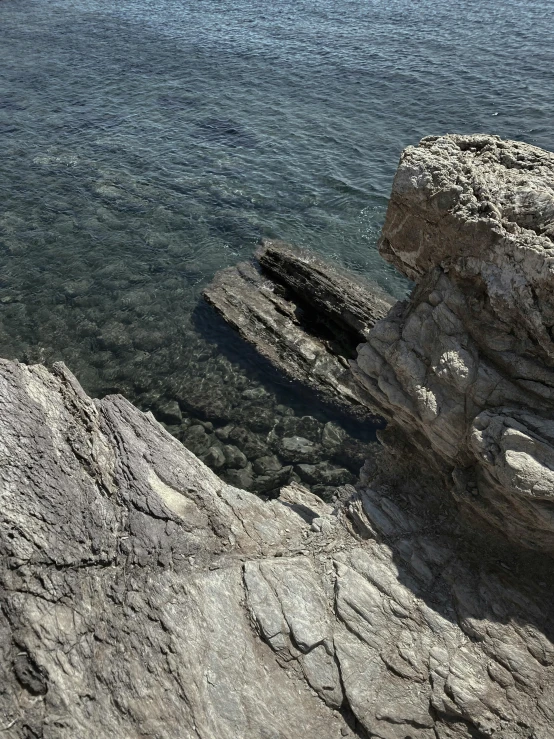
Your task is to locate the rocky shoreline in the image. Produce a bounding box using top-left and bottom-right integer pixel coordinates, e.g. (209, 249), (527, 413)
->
(207, 134), (554, 555)
(1, 134), (553, 738)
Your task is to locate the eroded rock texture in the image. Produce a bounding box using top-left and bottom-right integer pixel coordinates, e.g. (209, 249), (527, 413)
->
(1, 359), (553, 738)
(204, 240), (393, 421)
(353, 134), (554, 552)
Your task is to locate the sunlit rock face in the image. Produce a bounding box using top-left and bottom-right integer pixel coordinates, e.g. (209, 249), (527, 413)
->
(352, 134), (554, 551)
(1, 359), (553, 739)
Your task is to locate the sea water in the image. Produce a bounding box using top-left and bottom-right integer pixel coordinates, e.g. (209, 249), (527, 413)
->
(1, 0), (553, 494)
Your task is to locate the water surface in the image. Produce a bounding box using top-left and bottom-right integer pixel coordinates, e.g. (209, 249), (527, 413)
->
(1, 0), (552, 492)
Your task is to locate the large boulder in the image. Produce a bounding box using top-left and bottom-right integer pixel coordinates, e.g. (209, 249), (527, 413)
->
(353, 134), (554, 551)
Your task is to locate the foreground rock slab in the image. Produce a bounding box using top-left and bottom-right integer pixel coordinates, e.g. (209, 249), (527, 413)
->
(1, 359), (553, 738)
(352, 134), (554, 551)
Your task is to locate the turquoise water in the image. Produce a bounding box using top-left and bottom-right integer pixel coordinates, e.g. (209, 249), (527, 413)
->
(1, 0), (553, 491)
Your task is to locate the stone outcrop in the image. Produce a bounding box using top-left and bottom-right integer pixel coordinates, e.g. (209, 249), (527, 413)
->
(1, 359), (553, 738)
(352, 134), (554, 552)
(205, 135), (554, 554)
(203, 239), (393, 421)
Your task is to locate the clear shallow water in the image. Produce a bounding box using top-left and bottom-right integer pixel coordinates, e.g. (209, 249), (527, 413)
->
(1, 0), (553, 493)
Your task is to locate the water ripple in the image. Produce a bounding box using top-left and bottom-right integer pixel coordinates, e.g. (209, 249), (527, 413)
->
(0, 0), (552, 426)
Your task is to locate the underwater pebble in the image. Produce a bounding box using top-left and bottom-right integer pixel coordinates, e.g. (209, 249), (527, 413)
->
(279, 436), (321, 464)
(202, 446), (226, 470)
(222, 444), (248, 470)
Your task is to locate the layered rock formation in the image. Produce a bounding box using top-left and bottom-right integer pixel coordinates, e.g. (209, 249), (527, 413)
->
(353, 134), (554, 552)
(204, 239), (394, 421)
(206, 134), (554, 554)
(1, 359), (553, 738)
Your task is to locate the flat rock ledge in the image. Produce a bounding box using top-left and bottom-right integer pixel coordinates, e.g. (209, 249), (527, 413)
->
(1, 359), (553, 738)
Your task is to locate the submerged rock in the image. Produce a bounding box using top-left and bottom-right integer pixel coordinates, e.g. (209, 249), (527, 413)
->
(222, 443), (248, 469)
(201, 444), (226, 469)
(321, 420), (347, 451)
(279, 435), (321, 464)
(203, 243), (392, 422)
(181, 422), (212, 456)
(251, 465), (294, 495)
(205, 134), (554, 553)
(296, 461), (354, 487)
(252, 454), (282, 476)
(155, 398), (182, 425)
(228, 425), (268, 459)
(220, 464), (254, 490)
(274, 414), (323, 443)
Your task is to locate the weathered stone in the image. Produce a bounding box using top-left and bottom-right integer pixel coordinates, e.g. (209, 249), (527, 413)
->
(257, 238), (394, 340)
(202, 445), (226, 470)
(203, 252), (389, 422)
(275, 415), (323, 443)
(0, 359), (552, 738)
(181, 423), (211, 456)
(228, 425), (268, 459)
(352, 134), (554, 551)
(321, 421), (347, 451)
(155, 399), (182, 425)
(279, 435), (321, 464)
(222, 443), (248, 469)
(252, 454), (283, 476)
(221, 464), (254, 490)
(296, 462), (354, 487)
(251, 466), (294, 495)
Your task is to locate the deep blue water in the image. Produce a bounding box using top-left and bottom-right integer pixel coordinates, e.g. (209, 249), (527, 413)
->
(0, 0), (553, 484)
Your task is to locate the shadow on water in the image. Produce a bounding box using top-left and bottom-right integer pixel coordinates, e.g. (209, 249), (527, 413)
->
(192, 298), (383, 443)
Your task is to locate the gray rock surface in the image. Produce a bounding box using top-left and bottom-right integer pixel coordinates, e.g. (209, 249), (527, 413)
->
(257, 238), (394, 340)
(252, 454), (282, 476)
(203, 245), (391, 422)
(1, 358), (552, 738)
(279, 435), (321, 464)
(201, 445), (226, 470)
(296, 461), (355, 487)
(3, 134), (554, 738)
(351, 134), (554, 551)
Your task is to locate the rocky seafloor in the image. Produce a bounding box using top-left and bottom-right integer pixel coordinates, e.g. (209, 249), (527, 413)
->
(1, 267), (385, 505)
(1, 134), (554, 739)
